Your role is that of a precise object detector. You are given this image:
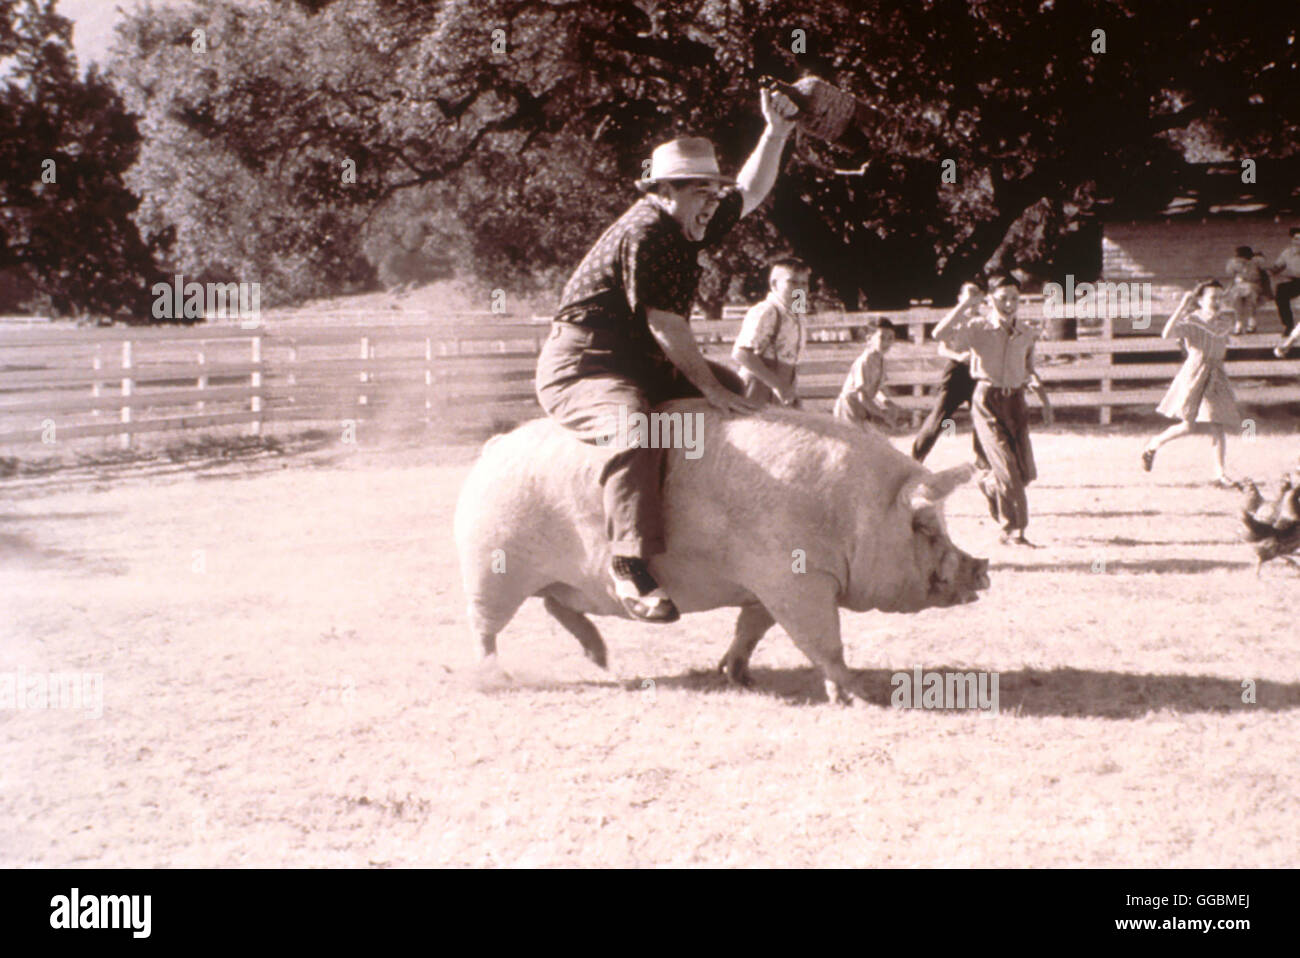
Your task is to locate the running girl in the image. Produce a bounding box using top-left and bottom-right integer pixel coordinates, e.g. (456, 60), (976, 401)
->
(1141, 280), (1242, 485)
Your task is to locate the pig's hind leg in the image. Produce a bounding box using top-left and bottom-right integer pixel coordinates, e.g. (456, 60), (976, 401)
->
(543, 595), (608, 668)
(461, 560), (546, 685)
(718, 603), (776, 687)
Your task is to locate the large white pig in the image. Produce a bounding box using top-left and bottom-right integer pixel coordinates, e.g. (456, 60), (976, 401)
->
(453, 400), (989, 703)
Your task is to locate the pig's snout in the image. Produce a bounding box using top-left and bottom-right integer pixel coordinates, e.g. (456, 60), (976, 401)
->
(955, 554), (990, 604)
(930, 550), (989, 606)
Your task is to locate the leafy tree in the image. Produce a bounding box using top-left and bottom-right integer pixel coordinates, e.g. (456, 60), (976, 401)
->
(0, 0), (162, 318)
(109, 0), (1300, 311)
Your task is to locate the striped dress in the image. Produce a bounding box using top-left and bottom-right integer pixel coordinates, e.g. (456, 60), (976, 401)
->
(1155, 313), (1242, 427)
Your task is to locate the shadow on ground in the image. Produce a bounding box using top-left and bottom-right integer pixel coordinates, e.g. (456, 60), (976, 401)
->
(540, 665), (1299, 717)
(1039, 509), (1169, 519)
(993, 557), (1253, 573)
(0, 527), (129, 574)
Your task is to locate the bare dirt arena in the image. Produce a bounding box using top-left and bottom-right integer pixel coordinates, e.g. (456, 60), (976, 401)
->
(2, 426), (1297, 867)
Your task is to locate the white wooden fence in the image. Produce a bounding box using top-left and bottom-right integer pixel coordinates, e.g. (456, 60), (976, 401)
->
(2, 307), (1298, 448)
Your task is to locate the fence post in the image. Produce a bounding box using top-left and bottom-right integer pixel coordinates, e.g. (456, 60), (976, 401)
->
(425, 336), (433, 414)
(196, 348), (207, 412)
(1099, 312), (1114, 425)
(91, 345), (102, 417)
(250, 334), (263, 435)
(910, 312), (925, 428)
(120, 338), (133, 450)
(359, 335), (370, 406)
(287, 341), (297, 401)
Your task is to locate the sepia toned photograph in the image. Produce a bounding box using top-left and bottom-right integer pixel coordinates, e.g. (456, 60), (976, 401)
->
(1, 0), (1295, 884)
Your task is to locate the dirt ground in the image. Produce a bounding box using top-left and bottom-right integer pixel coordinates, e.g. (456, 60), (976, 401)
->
(1, 423), (1297, 867)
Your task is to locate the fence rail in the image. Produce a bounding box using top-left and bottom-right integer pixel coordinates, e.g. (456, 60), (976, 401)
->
(2, 310), (1298, 447)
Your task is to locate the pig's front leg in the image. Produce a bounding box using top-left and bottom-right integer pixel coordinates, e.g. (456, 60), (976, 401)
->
(759, 574), (863, 705)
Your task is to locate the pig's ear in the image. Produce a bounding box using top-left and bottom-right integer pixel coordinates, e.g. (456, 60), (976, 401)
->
(897, 463), (975, 511)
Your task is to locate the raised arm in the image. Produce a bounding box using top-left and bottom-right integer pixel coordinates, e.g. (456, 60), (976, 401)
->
(1162, 288), (1197, 339)
(933, 284), (982, 343)
(736, 89), (798, 217)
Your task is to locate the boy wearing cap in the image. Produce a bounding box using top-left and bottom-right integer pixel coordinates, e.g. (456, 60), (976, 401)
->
(833, 319), (903, 431)
(1224, 245), (1271, 334)
(732, 257), (811, 406)
(535, 89), (799, 623)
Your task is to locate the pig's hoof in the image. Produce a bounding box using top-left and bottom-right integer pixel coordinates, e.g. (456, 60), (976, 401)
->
(718, 657), (754, 688)
(825, 679), (861, 707)
(473, 655), (514, 691)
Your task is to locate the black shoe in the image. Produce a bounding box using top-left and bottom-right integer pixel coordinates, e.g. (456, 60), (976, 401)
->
(609, 557), (680, 624)
(999, 532), (1039, 548)
(1141, 448), (1156, 472)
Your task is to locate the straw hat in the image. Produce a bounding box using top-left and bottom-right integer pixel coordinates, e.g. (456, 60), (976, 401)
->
(635, 137), (734, 191)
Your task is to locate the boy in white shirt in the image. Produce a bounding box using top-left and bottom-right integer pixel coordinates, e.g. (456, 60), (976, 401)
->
(1269, 226), (1300, 338)
(732, 257), (810, 406)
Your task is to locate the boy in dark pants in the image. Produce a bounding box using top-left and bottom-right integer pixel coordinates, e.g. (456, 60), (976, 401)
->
(932, 276), (1053, 546)
(912, 282), (982, 463)
(912, 349), (976, 461)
